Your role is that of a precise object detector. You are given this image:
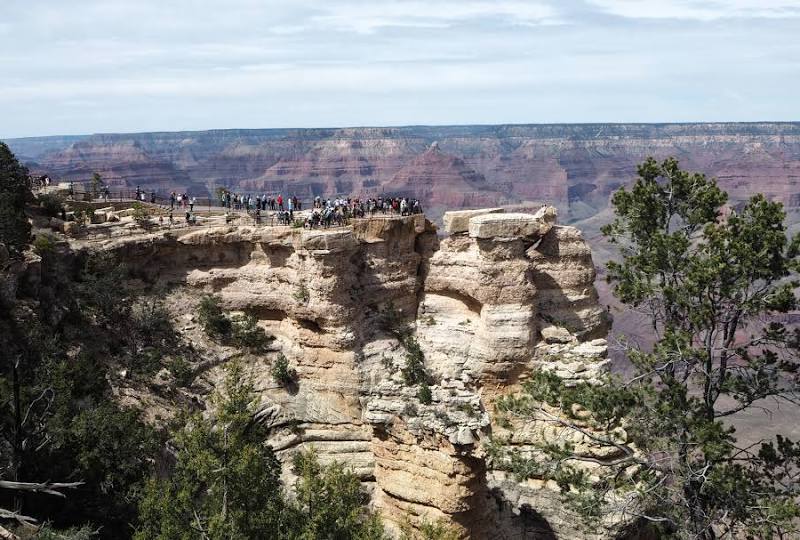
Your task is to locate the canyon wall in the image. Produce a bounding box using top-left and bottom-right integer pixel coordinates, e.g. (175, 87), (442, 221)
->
(73, 208), (617, 539)
(9, 123), (800, 224)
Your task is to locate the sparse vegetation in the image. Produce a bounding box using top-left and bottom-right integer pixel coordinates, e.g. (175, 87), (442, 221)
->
(198, 295), (272, 352)
(33, 232), (57, 254)
(198, 294), (233, 339)
(403, 402), (419, 416)
(379, 303), (433, 397)
(271, 353), (297, 386)
(39, 191), (65, 217)
(130, 202), (151, 228)
(167, 357), (193, 387)
(456, 402), (476, 417)
(378, 302), (410, 338)
(231, 313), (273, 351)
(73, 208), (86, 226)
(400, 335), (428, 386)
(417, 382), (433, 404)
(420, 314), (436, 326)
(491, 158), (800, 539)
(293, 281), (310, 303)
(400, 517), (460, 540)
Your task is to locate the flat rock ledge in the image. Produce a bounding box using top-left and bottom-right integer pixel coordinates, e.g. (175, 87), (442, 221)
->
(467, 206), (557, 240)
(443, 207), (505, 234)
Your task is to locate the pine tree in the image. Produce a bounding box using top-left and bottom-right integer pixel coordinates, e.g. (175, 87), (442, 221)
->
(492, 158), (800, 538)
(0, 142), (31, 256)
(135, 363), (286, 540)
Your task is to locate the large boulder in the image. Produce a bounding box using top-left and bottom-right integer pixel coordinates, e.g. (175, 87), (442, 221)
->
(443, 208), (504, 235)
(468, 206), (556, 240)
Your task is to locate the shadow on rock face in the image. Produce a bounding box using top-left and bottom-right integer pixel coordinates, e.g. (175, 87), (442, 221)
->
(486, 488), (557, 540)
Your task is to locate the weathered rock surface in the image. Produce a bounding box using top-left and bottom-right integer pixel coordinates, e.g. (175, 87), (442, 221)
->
(443, 207), (504, 235)
(468, 208), (556, 240)
(66, 208), (613, 539)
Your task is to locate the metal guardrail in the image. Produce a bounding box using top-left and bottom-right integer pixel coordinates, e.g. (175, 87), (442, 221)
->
(52, 186), (424, 233)
(54, 186), (421, 215)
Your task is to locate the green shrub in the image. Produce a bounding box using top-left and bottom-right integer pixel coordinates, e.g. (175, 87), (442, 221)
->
(456, 402), (477, 417)
(293, 281), (310, 303)
(400, 335), (428, 386)
(132, 297), (174, 347)
(36, 525), (98, 540)
(39, 192), (65, 217)
(168, 357), (194, 387)
(231, 313), (273, 352)
(132, 349), (163, 378)
(198, 295), (232, 340)
(33, 233), (57, 254)
(73, 208), (86, 225)
(271, 353), (297, 386)
(131, 202), (151, 228)
(400, 517), (460, 540)
(417, 382), (432, 404)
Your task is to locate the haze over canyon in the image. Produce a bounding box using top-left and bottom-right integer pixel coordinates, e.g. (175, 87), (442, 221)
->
(10, 123), (800, 232)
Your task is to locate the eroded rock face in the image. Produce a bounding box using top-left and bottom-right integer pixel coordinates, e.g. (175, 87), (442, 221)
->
(74, 208), (613, 539)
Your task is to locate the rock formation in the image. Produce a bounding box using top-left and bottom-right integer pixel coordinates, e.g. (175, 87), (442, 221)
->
(63, 205), (612, 538)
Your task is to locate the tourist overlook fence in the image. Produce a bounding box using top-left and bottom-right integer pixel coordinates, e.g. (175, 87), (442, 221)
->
(52, 183), (420, 215)
(47, 183), (424, 233)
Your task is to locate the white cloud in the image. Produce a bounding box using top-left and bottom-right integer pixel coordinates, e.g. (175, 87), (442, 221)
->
(588, 0), (800, 20)
(307, 1), (561, 34)
(0, 0), (798, 137)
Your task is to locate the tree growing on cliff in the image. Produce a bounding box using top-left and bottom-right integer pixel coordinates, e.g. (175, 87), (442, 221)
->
(135, 363), (287, 539)
(1, 243), (160, 538)
(492, 158), (800, 539)
(136, 363), (384, 539)
(0, 141), (31, 256)
(288, 447), (384, 539)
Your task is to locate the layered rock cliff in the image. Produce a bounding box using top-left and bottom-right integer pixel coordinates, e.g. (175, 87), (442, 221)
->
(67, 207), (613, 538)
(9, 123), (800, 225)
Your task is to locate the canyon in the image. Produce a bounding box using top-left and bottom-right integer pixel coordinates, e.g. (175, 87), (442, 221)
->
(23, 206), (619, 539)
(8, 123), (800, 536)
(12, 122), (800, 362)
(9, 123), (800, 228)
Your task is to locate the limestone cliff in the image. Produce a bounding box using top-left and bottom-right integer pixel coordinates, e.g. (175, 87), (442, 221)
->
(70, 208), (612, 539)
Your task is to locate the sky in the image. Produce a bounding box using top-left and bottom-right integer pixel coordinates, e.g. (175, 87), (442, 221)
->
(2, 0), (800, 138)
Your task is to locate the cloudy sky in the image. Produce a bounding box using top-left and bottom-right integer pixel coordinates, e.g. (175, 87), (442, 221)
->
(2, 0), (799, 138)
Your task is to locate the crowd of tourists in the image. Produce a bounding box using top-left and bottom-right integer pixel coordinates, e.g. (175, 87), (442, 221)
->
(166, 190), (196, 211)
(124, 187), (424, 230)
(220, 192), (301, 212)
(245, 195), (423, 228)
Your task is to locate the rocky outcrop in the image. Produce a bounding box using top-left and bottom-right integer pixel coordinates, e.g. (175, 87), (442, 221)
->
(70, 207), (612, 538)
